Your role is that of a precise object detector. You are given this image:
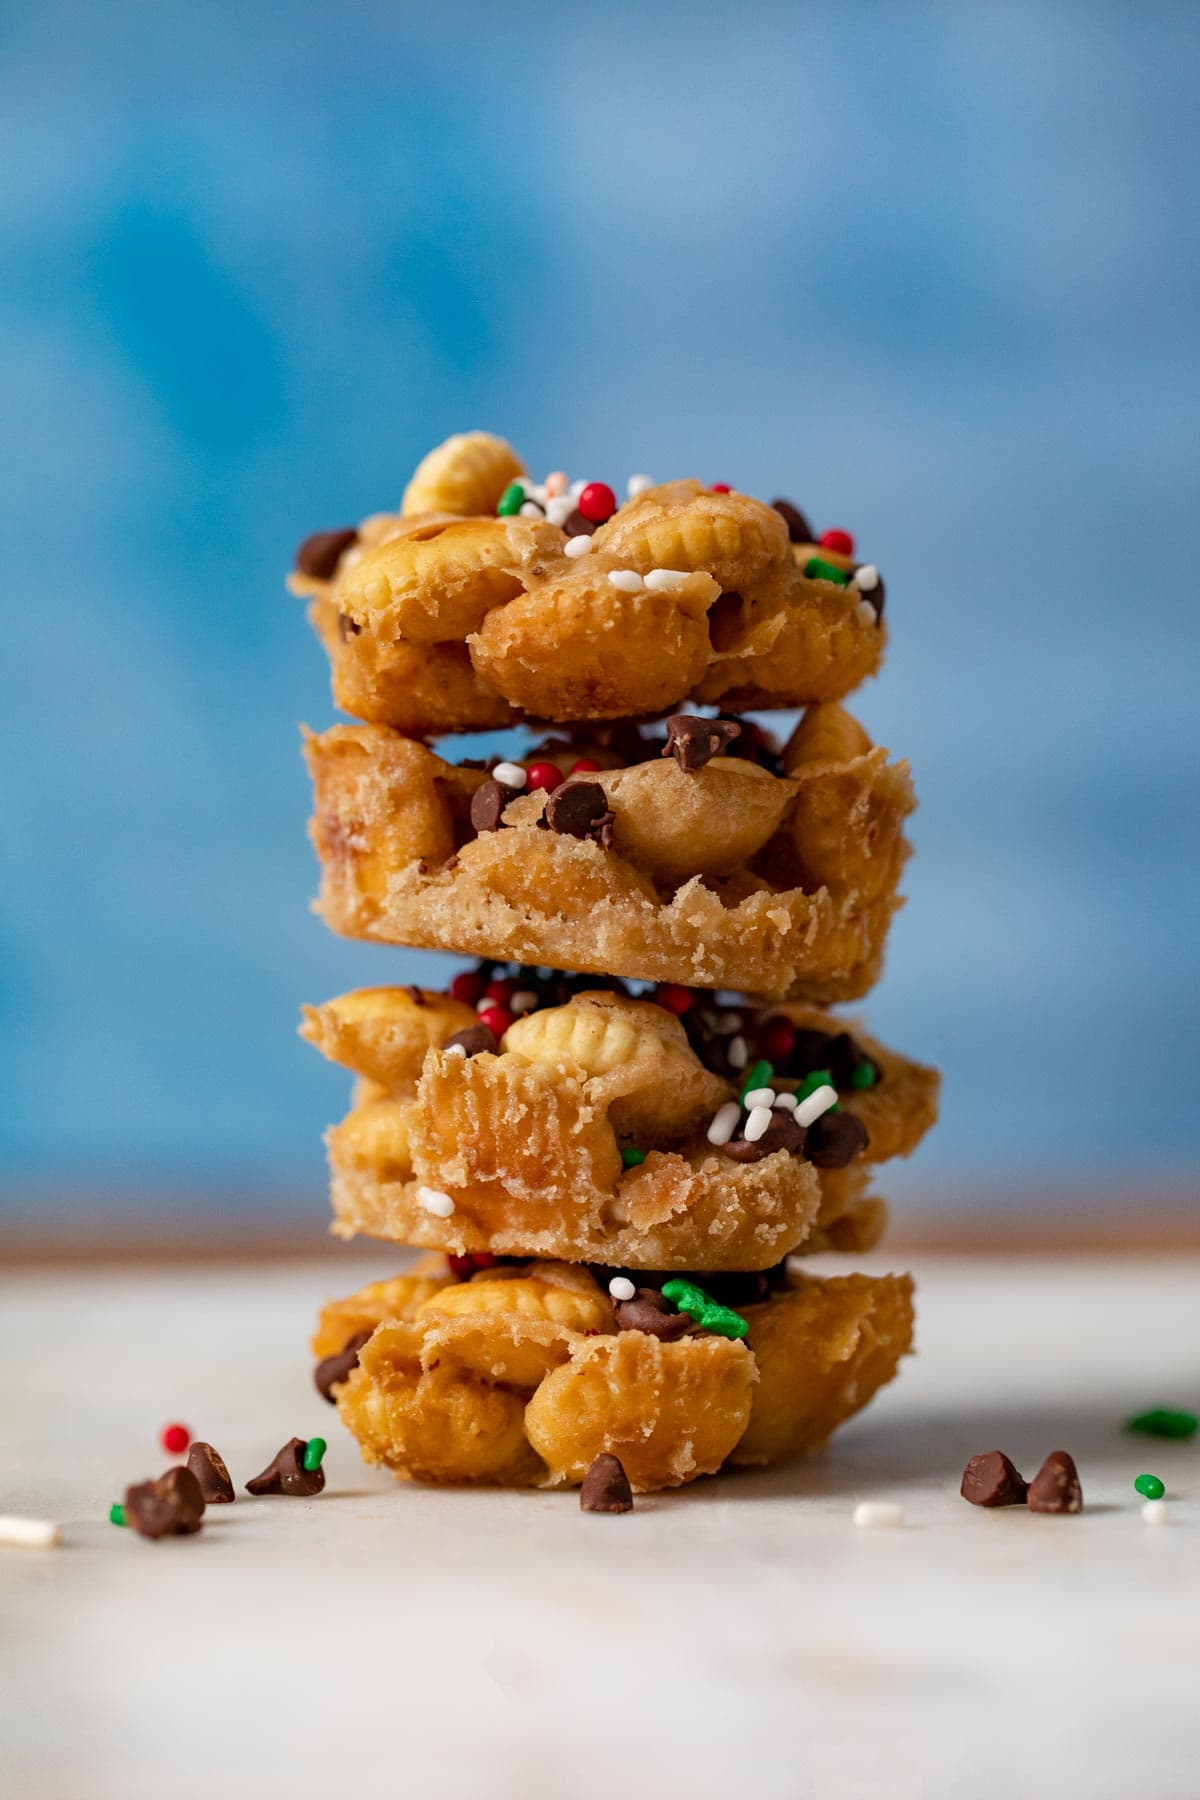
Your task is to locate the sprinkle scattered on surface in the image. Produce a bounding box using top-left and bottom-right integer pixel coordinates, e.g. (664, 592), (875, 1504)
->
(1134, 1473), (1166, 1500)
(0, 1515), (61, 1550)
(160, 1422), (191, 1455)
(853, 1502), (904, 1530)
(1142, 1500), (1172, 1525)
(416, 1186), (456, 1218)
(1126, 1408), (1198, 1439)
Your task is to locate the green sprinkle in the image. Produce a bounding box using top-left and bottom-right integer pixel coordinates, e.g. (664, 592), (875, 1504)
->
(661, 1278), (750, 1342)
(739, 1059), (774, 1103)
(1126, 1408), (1197, 1440)
(496, 481), (526, 517)
(803, 556), (850, 586)
(621, 1147), (647, 1168)
(849, 1060), (877, 1090)
(1135, 1473), (1166, 1500)
(109, 1503), (126, 1528)
(302, 1438), (327, 1473)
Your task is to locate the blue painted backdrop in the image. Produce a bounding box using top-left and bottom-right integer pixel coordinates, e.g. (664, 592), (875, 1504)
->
(3, 1), (1198, 1222)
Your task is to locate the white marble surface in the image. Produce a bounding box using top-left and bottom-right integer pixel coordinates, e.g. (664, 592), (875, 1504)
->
(2, 1253), (1198, 1800)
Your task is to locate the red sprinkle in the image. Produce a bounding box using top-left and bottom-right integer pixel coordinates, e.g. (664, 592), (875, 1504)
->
(710, 482), (732, 493)
(655, 983), (694, 1016)
(478, 1005), (514, 1038)
(761, 1018), (796, 1062)
(525, 761), (563, 794)
(450, 970), (486, 1005)
(448, 1252), (499, 1279)
(485, 977), (518, 1005)
(160, 1423), (191, 1455)
(577, 482), (617, 524)
(569, 757), (601, 775)
(819, 528), (854, 556)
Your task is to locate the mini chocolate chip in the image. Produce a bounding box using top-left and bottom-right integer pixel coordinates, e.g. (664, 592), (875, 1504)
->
(615, 1288), (694, 1342)
(314, 1330), (373, 1404)
(186, 1441), (235, 1504)
(661, 714), (742, 773)
(295, 527), (358, 580)
(544, 780), (615, 846)
(246, 1438), (326, 1498)
(562, 509), (597, 537)
(336, 612), (362, 640)
(1027, 1450), (1082, 1515)
(123, 1467), (206, 1539)
(805, 1111), (869, 1169)
(580, 1453), (633, 1514)
(470, 778), (517, 835)
(770, 499), (815, 544)
(723, 1111), (808, 1163)
(442, 1023), (498, 1058)
(961, 1451), (1028, 1508)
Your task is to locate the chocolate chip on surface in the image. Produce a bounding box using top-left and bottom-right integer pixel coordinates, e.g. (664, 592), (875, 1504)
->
(314, 1331), (372, 1404)
(804, 1110), (869, 1169)
(770, 499), (815, 544)
(661, 714), (742, 773)
(614, 1288), (694, 1342)
(245, 1438), (326, 1498)
(580, 1453), (634, 1514)
(960, 1451), (1028, 1508)
(469, 778), (517, 835)
(123, 1467), (206, 1539)
(543, 780), (615, 846)
(1027, 1450), (1083, 1514)
(186, 1441), (235, 1504)
(295, 527), (358, 580)
(442, 1023), (498, 1059)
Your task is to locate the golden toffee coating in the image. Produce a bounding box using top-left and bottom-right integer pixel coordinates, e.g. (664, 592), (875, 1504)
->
(314, 1256), (915, 1491)
(301, 984), (939, 1270)
(289, 434), (886, 735)
(304, 701), (914, 1001)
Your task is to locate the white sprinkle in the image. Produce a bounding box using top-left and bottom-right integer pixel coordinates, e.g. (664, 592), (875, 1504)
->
(510, 989), (539, 1014)
(857, 600), (878, 627)
(743, 1086), (775, 1110)
(608, 1276), (636, 1302)
(544, 495), (575, 527)
(743, 1105), (774, 1143)
(627, 474), (654, 498)
(416, 1187), (455, 1218)
(569, 478), (587, 500)
(796, 1084), (838, 1128)
(518, 501), (544, 519)
(607, 570), (644, 594)
(444, 1043), (468, 1057)
(476, 997), (495, 1014)
(643, 568), (691, 592)
(773, 1091), (799, 1112)
(706, 1101), (742, 1146)
(727, 1034), (749, 1071)
(1142, 1499), (1172, 1525)
(852, 563), (879, 591)
(0, 1515), (60, 1550)
(492, 760), (527, 789)
(564, 534), (593, 559)
(525, 482), (548, 505)
(853, 1501), (904, 1530)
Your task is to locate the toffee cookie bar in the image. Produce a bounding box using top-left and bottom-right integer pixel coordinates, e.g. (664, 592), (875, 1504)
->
(289, 433), (887, 734)
(314, 1255), (915, 1492)
(305, 702), (914, 1001)
(301, 980), (939, 1269)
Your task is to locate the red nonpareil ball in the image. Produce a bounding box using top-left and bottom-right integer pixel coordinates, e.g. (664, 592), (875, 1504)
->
(450, 970), (486, 1005)
(448, 1252), (499, 1279)
(576, 482), (617, 524)
(478, 1005), (514, 1038)
(485, 977), (518, 1006)
(160, 1422), (191, 1455)
(819, 528), (854, 557)
(525, 761), (563, 794)
(761, 1017), (797, 1062)
(655, 983), (694, 1016)
(710, 482), (732, 493)
(569, 757), (601, 774)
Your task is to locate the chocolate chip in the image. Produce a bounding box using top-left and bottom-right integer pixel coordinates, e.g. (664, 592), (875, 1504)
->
(314, 1330), (373, 1404)
(580, 1453), (633, 1514)
(336, 612), (362, 640)
(614, 1288), (694, 1342)
(771, 499), (815, 544)
(469, 778), (518, 835)
(699, 1265), (789, 1308)
(961, 1451), (1028, 1508)
(443, 1023), (498, 1058)
(1027, 1450), (1082, 1515)
(661, 714), (742, 773)
(543, 780), (615, 847)
(804, 1110), (869, 1169)
(723, 1110), (808, 1163)
(295, 527), (358, 580)
(123, 1467), (206, 1539)
(245, 1438), (326, 1498)
(562, 509), (597, 537)
(186, 1441), (235, 1504)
